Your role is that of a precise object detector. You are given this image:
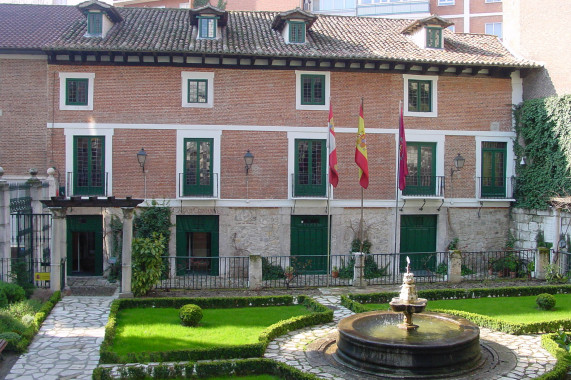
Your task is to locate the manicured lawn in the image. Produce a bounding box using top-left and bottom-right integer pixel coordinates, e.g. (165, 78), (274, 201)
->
(112, 305), (311, 354)
(359, 294), (571, 323)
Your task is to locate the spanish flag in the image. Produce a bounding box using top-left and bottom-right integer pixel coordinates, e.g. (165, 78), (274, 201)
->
(328, 104), (339, 188)
(355, 102), (369, 189)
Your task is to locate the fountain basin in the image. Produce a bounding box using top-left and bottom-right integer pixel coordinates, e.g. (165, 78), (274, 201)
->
(336, 311), (481, 374)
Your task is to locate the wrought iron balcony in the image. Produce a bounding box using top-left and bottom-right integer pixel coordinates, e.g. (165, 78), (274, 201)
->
(291, 174), (327, 199)
(402, 175), (445, 197)
(178, 172), (219, 198)
(66, 172), (108, 197)
(476, 176), (515, 200)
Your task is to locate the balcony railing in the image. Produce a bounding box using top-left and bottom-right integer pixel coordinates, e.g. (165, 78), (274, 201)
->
(291, 174), (327, 199)
(357, 0), (430, 16)
(66, 172), (108, 197)
(402, 175), (445, 197)
(477, 176), (515, 200)
(178, 172), (219, 198)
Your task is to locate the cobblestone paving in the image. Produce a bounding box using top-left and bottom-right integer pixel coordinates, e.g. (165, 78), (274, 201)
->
(6, 295), (116, 380)
(264, 295), (558, 380)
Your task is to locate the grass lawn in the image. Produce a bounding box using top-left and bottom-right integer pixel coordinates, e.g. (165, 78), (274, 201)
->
(112, 305), (311, 355)
(358, 294), (571, 323)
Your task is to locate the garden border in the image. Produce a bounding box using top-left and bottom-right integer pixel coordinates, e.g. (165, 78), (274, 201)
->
(100, 295), (333, 364)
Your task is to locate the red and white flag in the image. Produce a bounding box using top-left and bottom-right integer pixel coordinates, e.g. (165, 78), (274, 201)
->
(328, 104), (339, 188)
(398, 103), (408, 191)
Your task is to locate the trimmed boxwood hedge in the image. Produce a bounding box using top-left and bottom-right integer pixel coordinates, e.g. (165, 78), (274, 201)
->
(93, 358), (320, 379)
(536, 333), (571, 380)
(100, 295), (333, 364)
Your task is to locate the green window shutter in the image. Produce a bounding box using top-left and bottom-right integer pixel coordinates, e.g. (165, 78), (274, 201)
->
(187, 79), (208, 103)
(426, 27), (442, 48)
(199, 17), (217, 39)
(294, 139), (326, 197)
(87, 13), (102, 35)
(300, 74), (325, 105)
(407, 79), (432, 112)
(403, 142), (436, 196)
(73, 136), (105, 195)
(481, 142), (506, 198)
(288, 21), (305, 43)
(183, 138), (213, 196)
(66, 79), (89, 106)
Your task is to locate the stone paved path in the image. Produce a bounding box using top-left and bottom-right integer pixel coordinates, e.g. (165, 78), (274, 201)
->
(265, 295), (558, 380)
(6, 295), (116, 380)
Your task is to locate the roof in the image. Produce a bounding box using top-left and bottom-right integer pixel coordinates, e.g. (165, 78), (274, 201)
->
(0, 4), (82, 50)
(0, 4), (538, 69)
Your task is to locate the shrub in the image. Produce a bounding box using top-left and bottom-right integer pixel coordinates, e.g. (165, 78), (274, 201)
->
(262, 257), (284, 281)
(179, 304), (203, 327)
(132, 233), (166, 297)
(0, 291), (8, 309)
(0, 314), (27, 335)
(0, 282), (26, 304)
(0, 332), (21, 351)
(2, 299), (42, 320)
(536, 293), (557, 310)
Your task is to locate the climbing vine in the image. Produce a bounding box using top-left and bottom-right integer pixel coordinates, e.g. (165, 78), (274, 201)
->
(513, 94), (571, 209)
(133, 201), (172, 256)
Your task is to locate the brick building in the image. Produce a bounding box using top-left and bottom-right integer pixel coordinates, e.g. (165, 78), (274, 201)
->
(0, 2), (538, 280)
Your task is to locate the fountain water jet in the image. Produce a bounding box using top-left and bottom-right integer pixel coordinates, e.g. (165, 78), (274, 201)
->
(334, 257), (483, 377)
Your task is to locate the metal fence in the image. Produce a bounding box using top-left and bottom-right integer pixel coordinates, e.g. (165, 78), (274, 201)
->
(0, 257), (52, 289)
(461, 249), (536, 280)
(155, 256), (249, 290)
(11, 213), (52, 262)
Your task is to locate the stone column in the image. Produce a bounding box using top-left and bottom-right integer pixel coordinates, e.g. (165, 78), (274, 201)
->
(536, 247), (550, 280)
(248, 254), (263, 290)
(50, 207), (67, 292)
(45, 168), (58, 198)
(120, 207), (135, 298)
(0, 168), (11, 281)
(28, 169), (43, 215)
(353, 252), (365, 287)
(448, 250), (462, 284)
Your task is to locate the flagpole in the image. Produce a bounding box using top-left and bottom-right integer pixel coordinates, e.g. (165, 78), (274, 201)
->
(394, 100), (402, 282)
(359, 97), (365, 254)
(327, 99), (332, 287)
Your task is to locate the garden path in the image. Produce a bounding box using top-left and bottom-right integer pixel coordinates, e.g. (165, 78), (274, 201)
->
(5, 294), (117, 380)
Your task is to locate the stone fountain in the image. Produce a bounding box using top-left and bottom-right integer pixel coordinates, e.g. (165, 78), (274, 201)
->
(334, 256), (483, 377)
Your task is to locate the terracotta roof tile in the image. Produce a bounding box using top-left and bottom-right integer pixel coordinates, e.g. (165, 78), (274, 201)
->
(0, 4), (538, 68)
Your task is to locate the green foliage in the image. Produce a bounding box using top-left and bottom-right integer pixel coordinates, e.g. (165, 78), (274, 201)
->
(351, 239), (371, 253)
(0, 332), (21, 351)
(261, 257), (285, 280)
(505, 231), (517, 249)
(192, 0), (210, 7)
(513, 95), (571, 209)
(447, 237), (459, 250)
(553, 330), (570, 352)
(0, 290), (8, 309)
(216, 0), (227, 9)
(545, 263), (569, 283)
(338, 256), (355, 279)
(536, 293), (557, 310)
(536, 333), (571, 380)
(108, 215), (123, 282)
(133, 203), (172, 256)
(179, 304), (203, 326)
(99, 295), (332, 364)
(363, 255), (388, 279)
(10, 259), (35, 298)
(132, 233), (165, 297)
(0, 282), (26, 304)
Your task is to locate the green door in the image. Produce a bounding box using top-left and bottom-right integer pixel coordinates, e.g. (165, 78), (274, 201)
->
(67, 215), (103, 276)
(176, 216), (219, 276)
(481, 142), (507, 198)
(290, 215), (327, 274)
(400, 215), (437, 274)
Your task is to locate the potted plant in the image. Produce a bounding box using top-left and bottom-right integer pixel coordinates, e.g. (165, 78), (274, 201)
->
(527, 261), (535, 279)
(331, 266), (339, 278)
(447, 237), (459, 252)
(284, 266), (294, 280)
(507, 258), (518, 278)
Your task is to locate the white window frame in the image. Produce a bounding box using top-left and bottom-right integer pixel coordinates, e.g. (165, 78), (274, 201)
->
(181, 72), (214, 108)
(400, 133), (445, 198)
(485, 22), (502, 39)
(403, 74), (438, 118)
(287, 130), (329, 199)
(176, 129), (221, 199)
(59, 72), (95, 111)
(438, 0), (455, 5)
(295, 70), (330, 111)
(64, 127), (113, 196)
(475, 136), (514, 200)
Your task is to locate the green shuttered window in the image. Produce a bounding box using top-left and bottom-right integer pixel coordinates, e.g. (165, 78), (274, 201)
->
(183, 138), (213, 196)
(66, 79), (89, 106)
(74, 136), (105, 195)
(408, 79), (432, 113)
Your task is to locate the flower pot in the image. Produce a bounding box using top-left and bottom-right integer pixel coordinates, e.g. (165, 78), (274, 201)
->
(510, 271), (516, 278)
(488, 268), (493, 276)
(332, 271), (339, 278)
(285, 273), (294, 280)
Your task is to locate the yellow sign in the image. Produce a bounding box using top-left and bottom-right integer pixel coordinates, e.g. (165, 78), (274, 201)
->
(34, 272), (50, 281)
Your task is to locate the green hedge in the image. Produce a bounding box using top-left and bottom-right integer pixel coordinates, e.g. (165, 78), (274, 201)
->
(536, 333), (571, 380)
(100, 295), (333, 364)
(93, 358), (320, 379)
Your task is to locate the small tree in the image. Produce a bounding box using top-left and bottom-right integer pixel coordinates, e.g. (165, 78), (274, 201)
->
(192, 0), (210, 7)
(132, 233), (165, 296)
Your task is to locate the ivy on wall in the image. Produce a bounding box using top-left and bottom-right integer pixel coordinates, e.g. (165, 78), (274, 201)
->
(513, 95), (571, 209)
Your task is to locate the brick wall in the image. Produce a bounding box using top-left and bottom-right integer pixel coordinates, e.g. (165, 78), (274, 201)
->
(0, 59), (49, 176)
(470, 15), (502, 35)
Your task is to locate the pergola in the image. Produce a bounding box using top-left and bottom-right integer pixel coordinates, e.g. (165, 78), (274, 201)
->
(41, 196), (144, 297)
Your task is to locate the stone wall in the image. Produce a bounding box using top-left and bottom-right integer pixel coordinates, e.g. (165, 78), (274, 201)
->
(448, 207), (510, 251)
(511, 208), (571, 250)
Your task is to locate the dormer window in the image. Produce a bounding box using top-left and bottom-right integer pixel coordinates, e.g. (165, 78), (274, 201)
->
(198, 16), (217, 39)
(288, 21), (306, 43)
(426, 27), (442, 48)
(272, 8), (317, 45)
(87, 12), (103, 36)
